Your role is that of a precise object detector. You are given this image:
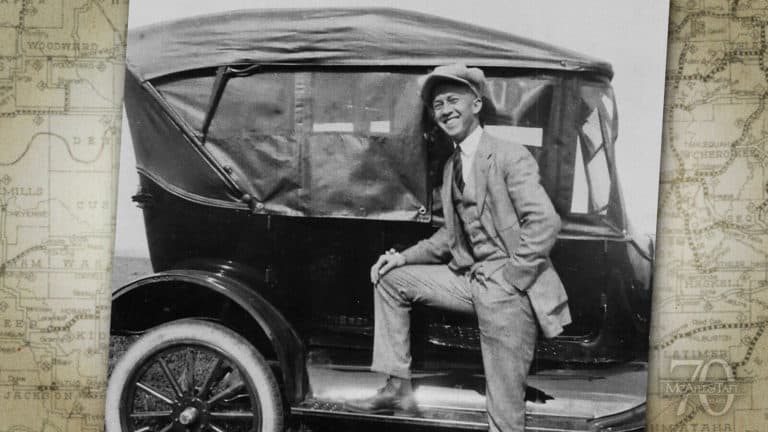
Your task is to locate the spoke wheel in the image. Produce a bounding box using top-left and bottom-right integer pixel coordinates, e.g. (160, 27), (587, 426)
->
(106, 319), (283, 432)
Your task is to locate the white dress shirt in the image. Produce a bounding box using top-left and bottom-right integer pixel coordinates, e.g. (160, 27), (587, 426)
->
(455, 125), (483, 185)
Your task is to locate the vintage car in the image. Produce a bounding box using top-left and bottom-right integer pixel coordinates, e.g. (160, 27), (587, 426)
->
(106, 8), (655, 432)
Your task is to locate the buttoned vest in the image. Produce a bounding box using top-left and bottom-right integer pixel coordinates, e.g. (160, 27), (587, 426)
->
(452, 173), (508, 263)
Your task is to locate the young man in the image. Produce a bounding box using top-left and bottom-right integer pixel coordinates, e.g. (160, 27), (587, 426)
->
(346, 64), (571, 432)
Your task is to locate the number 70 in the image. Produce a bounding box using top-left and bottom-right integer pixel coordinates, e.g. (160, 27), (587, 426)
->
(670, 358), (735, 417)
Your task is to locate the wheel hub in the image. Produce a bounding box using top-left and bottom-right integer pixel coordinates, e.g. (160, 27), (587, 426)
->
(178, 406), (199, 425)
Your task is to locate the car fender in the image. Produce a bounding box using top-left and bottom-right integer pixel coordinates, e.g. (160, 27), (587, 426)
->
(111, 269), (307, 403)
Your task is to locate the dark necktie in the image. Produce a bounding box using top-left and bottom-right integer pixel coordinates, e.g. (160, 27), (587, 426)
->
(453, 146), (464, 193)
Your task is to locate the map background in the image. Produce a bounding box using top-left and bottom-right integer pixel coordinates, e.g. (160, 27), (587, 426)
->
(648, 1), (768, 429)
(0, 1), (128, 431)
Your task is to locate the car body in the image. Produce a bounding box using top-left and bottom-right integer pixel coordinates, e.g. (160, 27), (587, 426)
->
(107, 8), (654, 432)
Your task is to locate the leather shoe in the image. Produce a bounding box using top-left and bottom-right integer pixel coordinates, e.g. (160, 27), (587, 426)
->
(344, 376), (418, 414)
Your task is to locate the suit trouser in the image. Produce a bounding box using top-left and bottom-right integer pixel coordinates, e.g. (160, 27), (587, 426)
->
(371, 262), (538, 432)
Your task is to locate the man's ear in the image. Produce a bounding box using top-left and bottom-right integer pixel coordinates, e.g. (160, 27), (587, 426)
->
(472, 97), (483, 115)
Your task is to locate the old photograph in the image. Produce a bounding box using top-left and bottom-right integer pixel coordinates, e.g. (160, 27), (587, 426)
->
(106, 1), (670, 431)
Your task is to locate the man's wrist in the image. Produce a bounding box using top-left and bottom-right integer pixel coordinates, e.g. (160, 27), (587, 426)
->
(385, 249), (407, 266)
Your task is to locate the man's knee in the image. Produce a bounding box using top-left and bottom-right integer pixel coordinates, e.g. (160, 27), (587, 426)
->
(379, 266), (404, 283)
(376, 266), (418, 300)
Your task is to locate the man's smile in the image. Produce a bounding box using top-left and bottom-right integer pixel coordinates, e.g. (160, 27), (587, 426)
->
(443, 117), (459, 126)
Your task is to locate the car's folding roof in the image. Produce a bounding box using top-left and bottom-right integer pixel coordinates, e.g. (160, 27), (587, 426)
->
(126, 8), (613, 82)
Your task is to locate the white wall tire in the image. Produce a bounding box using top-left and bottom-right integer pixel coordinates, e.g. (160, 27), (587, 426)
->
(105, 319), (284, 432)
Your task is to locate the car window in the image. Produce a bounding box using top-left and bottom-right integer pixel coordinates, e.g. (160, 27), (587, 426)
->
(571, 84), (616, 216)
(305, 73), (425, 217)
(310, 73), (420, 135)
(154, 74), (214, 132)
(484, 77), (553, 150)
(210, 73), (295, 136)
(156, 70), (429, 221)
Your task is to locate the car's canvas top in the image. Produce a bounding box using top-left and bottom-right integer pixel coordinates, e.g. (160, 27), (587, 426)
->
(126, 8), (613, 81)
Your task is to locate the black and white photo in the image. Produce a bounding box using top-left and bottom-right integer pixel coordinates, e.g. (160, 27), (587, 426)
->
(106, 2), (670, 431)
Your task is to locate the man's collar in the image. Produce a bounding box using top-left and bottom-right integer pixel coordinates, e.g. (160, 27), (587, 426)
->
(455, 125), (483, 156)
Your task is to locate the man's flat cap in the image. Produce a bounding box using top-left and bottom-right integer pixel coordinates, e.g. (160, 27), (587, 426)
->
(418, 63), (487, 103)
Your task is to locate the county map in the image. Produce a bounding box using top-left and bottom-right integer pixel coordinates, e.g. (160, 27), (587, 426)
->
(647, 0), (768, 431)
(0, 1), (127, 431)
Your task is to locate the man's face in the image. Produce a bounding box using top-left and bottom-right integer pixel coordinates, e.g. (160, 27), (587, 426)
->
(430, 82), (482, 142)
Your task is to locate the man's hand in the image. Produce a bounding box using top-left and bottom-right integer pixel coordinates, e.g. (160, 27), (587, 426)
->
(370, 248), (406, 284)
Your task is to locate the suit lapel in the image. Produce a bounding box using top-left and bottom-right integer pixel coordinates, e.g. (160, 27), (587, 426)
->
(441, 157), (456, 244)
(473, 131), (494, 212)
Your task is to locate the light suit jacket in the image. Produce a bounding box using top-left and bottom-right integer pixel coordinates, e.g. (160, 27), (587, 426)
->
(402, 131), (571, 338)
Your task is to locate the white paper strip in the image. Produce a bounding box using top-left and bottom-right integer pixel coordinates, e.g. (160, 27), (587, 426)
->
(485, 125), (543, 147)
(312, 122), (354, 132)
(370, 121), (391, 134)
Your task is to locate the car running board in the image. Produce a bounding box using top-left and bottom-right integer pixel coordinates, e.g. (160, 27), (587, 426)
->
(292, 399), (489, 430)
(291, 399), (602, 432)
(290, 358), (647, 431)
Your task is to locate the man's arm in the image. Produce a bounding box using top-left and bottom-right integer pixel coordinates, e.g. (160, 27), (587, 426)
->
(502, 147), (561, 292)
(371, 162), (453, 281)
(400, 224), (452, 264)
(369, 224), (451, 283)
